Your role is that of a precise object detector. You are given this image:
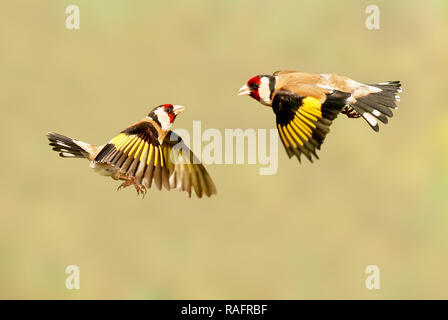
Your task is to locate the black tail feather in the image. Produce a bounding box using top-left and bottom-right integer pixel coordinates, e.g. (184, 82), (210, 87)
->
(47, 132), (88, 158)
(351, 81), (401, 131)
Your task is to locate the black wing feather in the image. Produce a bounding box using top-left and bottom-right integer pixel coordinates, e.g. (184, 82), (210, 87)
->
(272, 90), (349, 162)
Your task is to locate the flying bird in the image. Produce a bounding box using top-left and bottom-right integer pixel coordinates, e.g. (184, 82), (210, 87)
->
(238, 70), (402, 162)
(47, 104), (216, 198)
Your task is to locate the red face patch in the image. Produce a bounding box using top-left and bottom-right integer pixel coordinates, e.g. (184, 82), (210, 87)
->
(247, 76), (261, 101)
(247, 76), (261, 87)
(162, 104), (176, 123)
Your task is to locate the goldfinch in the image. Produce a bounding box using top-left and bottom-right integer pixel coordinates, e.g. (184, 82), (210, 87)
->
(47, 104), (217, 198)
(238, 70), (402, 162)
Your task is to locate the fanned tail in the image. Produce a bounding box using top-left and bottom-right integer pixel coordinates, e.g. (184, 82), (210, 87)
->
(47, 132), (91, 159)
(350, 81), (402, 131)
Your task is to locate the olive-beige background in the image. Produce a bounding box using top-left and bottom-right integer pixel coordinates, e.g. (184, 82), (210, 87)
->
(1, 0), (447, 299)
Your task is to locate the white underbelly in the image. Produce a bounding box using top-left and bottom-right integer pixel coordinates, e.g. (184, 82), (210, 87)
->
(90, 162), (116, 177)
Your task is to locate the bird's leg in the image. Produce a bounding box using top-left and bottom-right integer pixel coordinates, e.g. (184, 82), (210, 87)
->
(117, 175), (147, 198)
(117, 176), (135, 191)
(138, 184), (147, 199)
(132, 180), (147, 198)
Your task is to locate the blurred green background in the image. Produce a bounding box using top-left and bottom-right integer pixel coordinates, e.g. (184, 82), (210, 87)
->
(0, 0), (447, 299)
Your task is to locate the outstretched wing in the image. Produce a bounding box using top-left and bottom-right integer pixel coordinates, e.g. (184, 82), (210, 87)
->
(94, 121), (170, 190)
(273, 89), (349, 162)
(162, 131), (217, 198)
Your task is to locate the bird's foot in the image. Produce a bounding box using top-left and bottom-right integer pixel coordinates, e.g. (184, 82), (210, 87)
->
(117, 176), (147, 198)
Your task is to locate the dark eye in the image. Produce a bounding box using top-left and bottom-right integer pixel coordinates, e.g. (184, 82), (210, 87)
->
(250, 83), (259, 90)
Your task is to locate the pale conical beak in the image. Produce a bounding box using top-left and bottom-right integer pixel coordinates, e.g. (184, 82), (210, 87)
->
(173, 105), (185, 115)
(238, 84), (250, 96)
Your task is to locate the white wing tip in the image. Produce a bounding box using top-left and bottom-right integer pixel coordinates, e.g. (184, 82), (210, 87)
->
(363, 112), (378, 127)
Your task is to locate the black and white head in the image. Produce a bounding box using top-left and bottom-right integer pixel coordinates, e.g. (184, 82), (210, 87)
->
(148, 104), (185, 130)
(238, 75), (276, 106)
